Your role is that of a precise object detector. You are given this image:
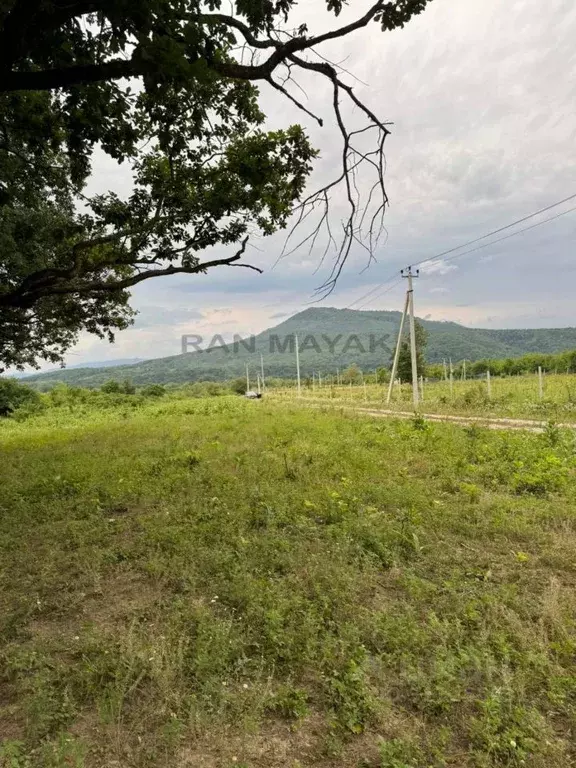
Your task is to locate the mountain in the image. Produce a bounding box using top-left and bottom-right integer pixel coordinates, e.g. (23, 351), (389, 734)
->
(14, 358), (146, 378)
(20, 307), (576, 388)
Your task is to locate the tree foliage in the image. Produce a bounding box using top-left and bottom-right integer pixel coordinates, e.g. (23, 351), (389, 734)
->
(428, 349), (576, 379)
(230, 376), (248, 395)
(0, 0), (432, 371)
(0, 377), (41, 415)
(341, 364), (362, 384)
(375, 366), (390, 384)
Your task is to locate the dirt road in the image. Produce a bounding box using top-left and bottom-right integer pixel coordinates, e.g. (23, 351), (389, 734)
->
(287, 398), (576, 433)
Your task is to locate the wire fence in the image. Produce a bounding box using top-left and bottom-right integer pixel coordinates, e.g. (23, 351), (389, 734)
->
(267, 371), (576, 421)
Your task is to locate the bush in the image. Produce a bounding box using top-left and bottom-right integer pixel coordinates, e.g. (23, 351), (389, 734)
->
(121, 378), (136, 394)
(0, 378), (42, 417)
(341, 364), (363, 384)
(230, 377), (247, 395)
(101, 380), (122, 394)
(457, 384), (489, 407)
(141, 384), (166, 398)
(512, 454), (569, 496)
(375, 366), (390, 384)
(47, 383), (89, 407)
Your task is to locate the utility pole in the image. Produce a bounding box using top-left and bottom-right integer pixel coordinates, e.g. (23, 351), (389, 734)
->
(246, 364), (250, 393)
(538, 366), (544, 400)
(257, 374), (261, 395)
(295, 334), (301, 397)
(402, 266), (420, 410)
(387, 290), (410, 404)
(260, 354), (265, 392)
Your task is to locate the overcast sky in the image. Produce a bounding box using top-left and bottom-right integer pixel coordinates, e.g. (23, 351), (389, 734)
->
(62, 0), (576, 366)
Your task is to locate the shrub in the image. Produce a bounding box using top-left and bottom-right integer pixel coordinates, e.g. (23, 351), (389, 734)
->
(458, 384), (489, 407)
(512, 454), (569, 496)
(266, 685), (309, 720)
(100, 380), (122, 394)
(141, 384), (166, 398)
(0, 378), (42, 417)
(122, 378), (136, 394)
(230, 377), (247, 395)
(379, 738), (423, 768)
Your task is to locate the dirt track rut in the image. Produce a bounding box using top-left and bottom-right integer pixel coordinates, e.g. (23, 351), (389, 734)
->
(290, 399), (576, 433)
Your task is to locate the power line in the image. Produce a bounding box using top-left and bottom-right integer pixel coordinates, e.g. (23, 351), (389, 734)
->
(345, 271), (400, 309)
(355, 204), (576, 308)
(270, 191), (576, 318)
(346, 191), (576, 309)
(354, 278), (402, 310)
(412, 191), (576, 269)
(422, 203), (576, 271)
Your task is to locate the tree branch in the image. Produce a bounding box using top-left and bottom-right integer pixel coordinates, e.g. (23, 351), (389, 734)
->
(267, 52), (391, 296)
(199, 13), (281, 50)
(2, 58), (143, 91)
(0, 238), (257, 308)
(1, 2), (394, 91)
(265, 75), (323, 127)
(304, 1), (386, 48)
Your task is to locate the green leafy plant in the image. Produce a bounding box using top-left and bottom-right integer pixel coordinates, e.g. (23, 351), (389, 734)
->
(379, 738), (423, 768)
(266, 685), (309, 721)
(0, 378), (41, 417)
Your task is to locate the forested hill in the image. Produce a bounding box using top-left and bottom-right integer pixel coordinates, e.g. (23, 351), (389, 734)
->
(21, 307), (576, 388)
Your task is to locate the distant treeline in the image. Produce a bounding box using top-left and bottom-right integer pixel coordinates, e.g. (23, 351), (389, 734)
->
(427, 349), (576, 379)
(4, 351), (576, 417)
(1, 375), (320, 419)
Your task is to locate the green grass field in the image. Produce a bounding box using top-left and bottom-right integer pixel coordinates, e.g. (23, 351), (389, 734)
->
(273, 373), (576, 422)
(1, 396), (576, 767)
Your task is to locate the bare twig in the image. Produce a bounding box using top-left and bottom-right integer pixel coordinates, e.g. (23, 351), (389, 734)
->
(266, 75), (323, 126)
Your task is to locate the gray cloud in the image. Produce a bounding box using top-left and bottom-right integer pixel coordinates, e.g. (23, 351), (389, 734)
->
(133, 306), (205, 329)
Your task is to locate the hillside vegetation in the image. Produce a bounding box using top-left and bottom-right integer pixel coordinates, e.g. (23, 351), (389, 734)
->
(1, 395), (576, 766)
(22, 308), (576, 388)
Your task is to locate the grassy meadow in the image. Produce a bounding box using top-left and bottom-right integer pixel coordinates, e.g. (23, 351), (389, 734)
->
(273, 373), (576, 422)
(1, 394), (576, 767)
